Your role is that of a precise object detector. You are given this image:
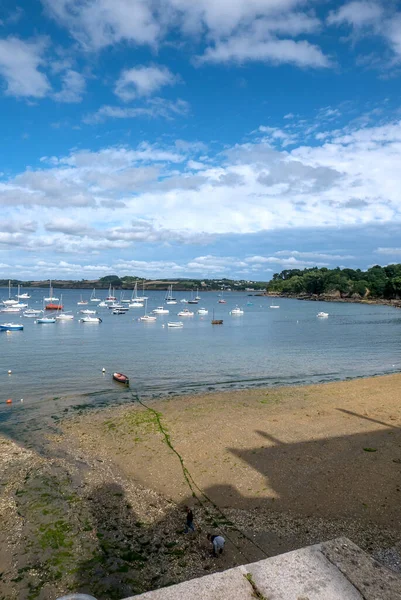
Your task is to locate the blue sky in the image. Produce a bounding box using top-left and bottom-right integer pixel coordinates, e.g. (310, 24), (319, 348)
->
(1, 0), (401, 281)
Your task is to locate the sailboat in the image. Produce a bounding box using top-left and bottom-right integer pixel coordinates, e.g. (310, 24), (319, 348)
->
(140, 299), (156, 321)
(16, 284), (31, 299)
(90, 288), (101, 302)
(44, 280), (59, 302)
(128, 283), (144, 307)
(135, 280), (148, 302)
(195, 289), (201, 301)
(165, 284), (177, 305)
(77, 295), (88, 305)
(3, 281), (18, 306)
(56, 295), (74, 320)
(188, 290), (198, 304)
(211, 308), (223, 325)
(218, 290), (226, 304)
(37, 298), (56, 323)
(105, 284), (117, 302)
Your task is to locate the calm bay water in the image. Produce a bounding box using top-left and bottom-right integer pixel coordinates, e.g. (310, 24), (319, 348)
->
(1, 288), (401, 429)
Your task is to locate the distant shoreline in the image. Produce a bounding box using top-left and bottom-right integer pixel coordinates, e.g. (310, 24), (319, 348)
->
(266, 292), (401, 309)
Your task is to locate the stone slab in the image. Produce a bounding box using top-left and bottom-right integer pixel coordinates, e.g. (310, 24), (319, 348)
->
(124, 566), (255, 600)
(123, 538), (401, 600)
(246, 543), (363, 600)
(321, 537), (401, 600)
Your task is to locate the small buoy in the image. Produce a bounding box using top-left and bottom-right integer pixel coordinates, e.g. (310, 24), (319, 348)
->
(102, 368), (106, 373)
(6, 399), (12, 404)
(162, 324), (165, 328)
(20, 398), (24, 403)
(8, 370), (12, 375)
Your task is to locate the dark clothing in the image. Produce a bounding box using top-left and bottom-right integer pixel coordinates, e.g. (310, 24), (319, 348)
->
(185, 509), (195, 532)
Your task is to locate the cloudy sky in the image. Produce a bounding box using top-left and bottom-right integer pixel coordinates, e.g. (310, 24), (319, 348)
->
(1, 0), (401, 281)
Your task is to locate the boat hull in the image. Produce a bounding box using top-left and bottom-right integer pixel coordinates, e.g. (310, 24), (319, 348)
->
(0, 323), (23, 331)
(113, 372), (129, 385)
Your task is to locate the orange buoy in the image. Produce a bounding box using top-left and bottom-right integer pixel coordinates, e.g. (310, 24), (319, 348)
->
(6, 399), (12, 404)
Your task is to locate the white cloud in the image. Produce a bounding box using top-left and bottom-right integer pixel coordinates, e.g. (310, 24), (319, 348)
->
(53, 69), (86, 103)
(376, 247), (401, 256)
(275, 250), (355, 260)
(115, 65), (178, 101)
(198, 36), (330, 68)
(327, 1), (383, 28)
(42, 0), (329, 69)
(0, 36), (50, 98)
(4, 115), (401, 273)
(327, 2), (401, 64)
(42, 0), (160, 50)
(84, 98), (190, 124)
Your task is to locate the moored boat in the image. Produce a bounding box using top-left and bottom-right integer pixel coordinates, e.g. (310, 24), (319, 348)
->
(80, 316), (102, 323)
(113, 372), (129, 385)
(23, 309), (43, 318)
(0, 322), (23, 331)
(317, 312), (329, 318)
(37, 316), (56, 324)
(167, 321), (183, 328)
(177, 308), (194, 316)
(56, 312), (74, 321)
(153, 306), (169, 314)
(46, 302), (63, 310)
(90, 288), (101, 302)
(44, 280), (59, 302)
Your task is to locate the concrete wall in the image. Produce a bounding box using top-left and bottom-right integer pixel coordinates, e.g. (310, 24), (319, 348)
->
(123, 538), (401, 600)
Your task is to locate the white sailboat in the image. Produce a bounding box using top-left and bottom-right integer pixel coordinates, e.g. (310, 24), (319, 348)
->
(177, 308), (194, 316)
(90, 288), (101, 302)
(230, 306), (244, 315)
(125, 283), (143, 306)
(56, 298), (74, 320)
(3, 281), (18, 305)
(44, 280), (59, 302)
(16, 284), (31, 299)
(153, 306), (169, 314)
(197, 308), (208, 315)
(136, 280), (148, 302)
(165, 284), (177, 305)
(140, 299), (156, 321)
(80, 316), (102, 323)
(23, 308), (43, 318)
(77, 295), (88, 305)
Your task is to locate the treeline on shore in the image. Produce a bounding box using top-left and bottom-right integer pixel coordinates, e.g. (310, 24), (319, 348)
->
(0, 275), (267, 292)
(267, 265), (401, 299)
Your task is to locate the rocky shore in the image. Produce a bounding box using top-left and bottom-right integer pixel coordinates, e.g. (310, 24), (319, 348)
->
(266, 291), (401, 308)
(1, 374), (400, 599)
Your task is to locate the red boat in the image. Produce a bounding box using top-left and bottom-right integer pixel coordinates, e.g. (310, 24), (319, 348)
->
(45, 303), (63, 310)
(113, 372), (129, 385)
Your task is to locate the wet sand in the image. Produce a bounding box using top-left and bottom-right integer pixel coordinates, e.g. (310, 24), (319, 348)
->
(1, 374), (401, 599)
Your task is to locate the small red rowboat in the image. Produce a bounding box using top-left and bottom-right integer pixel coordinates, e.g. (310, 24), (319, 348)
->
(113, 372), (129, 385)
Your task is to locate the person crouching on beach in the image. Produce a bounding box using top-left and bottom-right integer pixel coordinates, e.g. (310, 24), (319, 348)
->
(207, 533), (225, 556)
(184, 506), (195, 533)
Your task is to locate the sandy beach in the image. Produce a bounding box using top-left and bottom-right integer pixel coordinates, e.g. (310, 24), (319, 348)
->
(1, 374), (401, 599)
